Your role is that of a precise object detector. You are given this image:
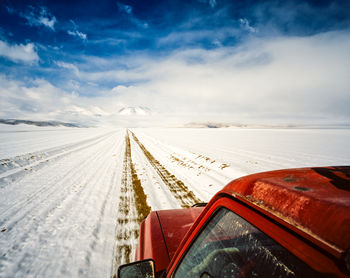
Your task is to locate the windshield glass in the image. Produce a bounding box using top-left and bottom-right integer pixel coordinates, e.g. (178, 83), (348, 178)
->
(174, 207), (323, 278)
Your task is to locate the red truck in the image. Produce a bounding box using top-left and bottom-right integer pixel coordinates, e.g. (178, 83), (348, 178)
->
(118, 166), (350, 278)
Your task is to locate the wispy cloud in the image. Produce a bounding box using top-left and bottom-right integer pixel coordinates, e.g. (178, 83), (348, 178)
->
(197, 0), (217, 8)
(116, 2), (148, 29)
(8, 6), (57, 31)
(55, 61), (80, 76)
(209, 0), (217, 8)
(117, 2), (133, 15)
(67, 30), (87, 40)
(67, 20), (87, 40)
(239, 18), (257, 33)
(157, 28), (240, 48)
(0, 40), (39, 63)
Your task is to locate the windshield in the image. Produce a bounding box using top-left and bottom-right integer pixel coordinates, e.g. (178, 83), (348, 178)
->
(174, 207), (323, 278)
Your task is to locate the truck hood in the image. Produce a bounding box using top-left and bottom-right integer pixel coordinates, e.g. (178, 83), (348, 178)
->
(135, 207), (204, 273)
(157, 207), (204, 260)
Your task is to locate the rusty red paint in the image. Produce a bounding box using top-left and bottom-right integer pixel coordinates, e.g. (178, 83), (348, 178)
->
(167, 196), (349, 277)
(135, 208), (203, 272)
(219, 166), (350, 254)
(133, 166), (350, 277)
(156, 207), (204, 260)
(135, 212), (169, 272)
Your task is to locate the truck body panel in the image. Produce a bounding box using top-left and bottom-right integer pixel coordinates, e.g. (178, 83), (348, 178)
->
(124, 166), (350, 277)
(219, 166), (350, 253)
(135, 208), (204, 273)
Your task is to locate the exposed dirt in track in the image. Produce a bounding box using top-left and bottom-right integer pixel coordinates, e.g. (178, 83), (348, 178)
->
(112, 131), (151, 275)
(130, 131), (202, 208)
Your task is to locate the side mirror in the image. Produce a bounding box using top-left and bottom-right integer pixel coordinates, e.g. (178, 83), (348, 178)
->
(118, 259), (155, 278)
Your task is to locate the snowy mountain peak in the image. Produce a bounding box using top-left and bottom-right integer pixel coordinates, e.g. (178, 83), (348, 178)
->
(118, 106), (152, 116)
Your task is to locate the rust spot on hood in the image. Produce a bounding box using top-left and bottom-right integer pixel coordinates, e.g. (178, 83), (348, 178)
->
(220, 167), (350, 253)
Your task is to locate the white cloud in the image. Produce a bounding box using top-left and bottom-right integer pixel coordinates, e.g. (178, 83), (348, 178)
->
(38, 16), (56, 30)
(79, 67), (146, 83)
(67, 30), (87, 40)
(0, 75), (119, 126)
(67, 20), (87, 40)
(2, 31), (350, 126)
(81, 30), (350, 124)
(55, 61), (80, 76)
(20, 6), (57, 31)
(0, 40), (39, 63)
(111, 85), (133, 94)
(239, 18), (257, 33)
(157, 28), (240, 47)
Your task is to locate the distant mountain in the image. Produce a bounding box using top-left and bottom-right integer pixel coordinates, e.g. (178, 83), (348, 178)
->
(183, 122), (246, 128)
(0, 119), (81, 127)
(118, 106), (152, 116)
(183, 122), (350, 129)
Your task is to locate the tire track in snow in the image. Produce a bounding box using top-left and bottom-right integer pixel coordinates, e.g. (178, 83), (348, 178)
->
(112, 131), (150, 275)
(130, 131), (202, 208)
(0, 132), (118, 223)
(129, 131), (236, 201)
(0, 131), (115, 186)
(130, 138), (180, 210)
(0, 130), (124, 277)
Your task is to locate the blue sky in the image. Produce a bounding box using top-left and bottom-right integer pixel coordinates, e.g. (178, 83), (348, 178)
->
(0, 0), (350, 126)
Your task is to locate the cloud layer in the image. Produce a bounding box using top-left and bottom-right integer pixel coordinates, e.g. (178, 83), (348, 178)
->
(1, 30), (349, 126)
(0, 40), (39, 63)
(85, 31), (350, 124)
(1, 0), (349, 126)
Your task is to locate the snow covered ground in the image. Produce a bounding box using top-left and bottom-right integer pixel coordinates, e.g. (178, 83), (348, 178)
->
(0, 126), (124, 278)
(132, 128), (350, 200)
(1, 125), (350, 277)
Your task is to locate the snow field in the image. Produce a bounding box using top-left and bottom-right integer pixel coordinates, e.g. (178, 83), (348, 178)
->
(131, 129), (246, 201)
(132, 128), (350, 191)
(130, 131), (201, 208)
(1, 126), (350, 277)
(0, 128), (125, 277)
(130, 135), (181, 211)
(0, 126), (113, 158)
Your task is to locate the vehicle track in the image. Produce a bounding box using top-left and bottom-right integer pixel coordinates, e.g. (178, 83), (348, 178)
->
(0, 130), (124, 277)
(0, 132), (119, 222)
(112, 131), (151, 275)
(0, 131), (115, 186)
(130, 139), (180, 210)
(129, 131), (235, 201)
(130, 131), (201, 208)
